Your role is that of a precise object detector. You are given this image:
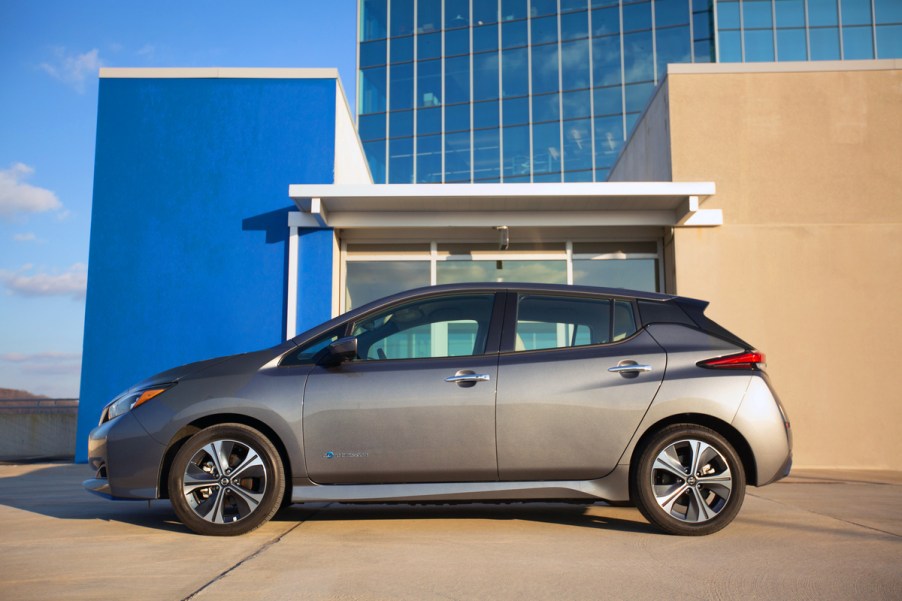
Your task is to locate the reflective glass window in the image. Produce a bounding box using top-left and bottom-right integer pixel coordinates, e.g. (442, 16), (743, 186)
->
(561, 10), (590, 40)
(624, 82), (654, 113)
(656, 26), (691, 77)
(625, 112), (639, 133)
(502, 96), (530, 126)
(593, 85), (622, 116)
(345, 262), (429, 310)
(360, 39), (387, 68)
(390, 0), (414, 36)
(534, 172), (562, 182)
(743, 0), (774, 28)
(502, 125), (531, 178)
(474, 99), (500, 129)
(561, 39), (591, 89)
(473, 53), (500, 100)
(446, 0), (471, 27)
(532, 92), (560, 122)
(445, 131), (472, 182)
(445, 27), (470, 56)
(875, 0), (902, 23)
(655, 0), (690, 27)
(808, 0), (839, 26)
(390, 35), (413, 63)
(775, 0), (805, 27)
(562, 0), (589, 11)
(532, 44), (560, 94)
(502, 19), (528, 48)
(472, 0), (498, 25)
(843, 26), (875, 59)
(718, 30), (742, 61)
(810, 27), (840, 59)
(694, 39), (715, 62)
(564, 169), (594, 182)
(596, 167), (611, 180)
(360, 66), (387, 113)
(744, 29), (775, 61)
(694, 0), (714, 10)
(474, 23), (499, 52)
(842, 0), (873, 25)
(532, 15), (559, 44)
(473, 128), (501, 180)
(533, 121), (562, 174)
(416, 133), (442, 182)
(418, 31), (441, 60)
(563, 118), (592, 171)
(876, 25), (902, 57)
(363, 140), (386, 182)
(593, 36), (622, 86)
(573, 260), (658, 292)
(693, 10), (713, 39)
(502, 47), (529, 97)
(389, 63), (414, 110)
(446, 103), (471, 133)
(562, 89), (591, 120)
(532, 0), (559, 17)
(777, 28), (808, 60)
(622, 1), (652, 32)
(388, 137), (414, 183)
(718, 1), (741, 28)
(389, 109), (414, 138)
(502, 0), (528, 21)
(417, 59), (442, 107)
(417, 0), (442, 32)
(445, 55), (470, 105)
(361, 0), (388, 41)
(359, 112), (386, 141)
(594, 115), (623, 168)
(592, 7), (620, 35)
(623, 31), (654, 83)
(417, 106), (442, 135)
(439, 260), (564, 284)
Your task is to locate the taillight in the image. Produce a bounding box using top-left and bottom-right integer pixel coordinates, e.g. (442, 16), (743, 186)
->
(697, 351), (766, 370)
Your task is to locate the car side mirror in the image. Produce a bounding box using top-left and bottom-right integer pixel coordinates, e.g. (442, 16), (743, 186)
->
(317, 336), (358, 367)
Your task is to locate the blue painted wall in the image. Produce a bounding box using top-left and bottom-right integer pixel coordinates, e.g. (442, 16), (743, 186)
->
(77, 77), (337, 461)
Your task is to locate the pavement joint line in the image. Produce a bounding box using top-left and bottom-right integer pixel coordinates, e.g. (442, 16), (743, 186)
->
(746, 491), (900, 539)
(180, 503), (333, 601)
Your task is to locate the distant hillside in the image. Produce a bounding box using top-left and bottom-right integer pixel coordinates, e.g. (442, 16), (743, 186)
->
(0, 387), (48, 400)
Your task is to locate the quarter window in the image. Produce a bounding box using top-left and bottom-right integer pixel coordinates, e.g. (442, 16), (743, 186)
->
(514, 295), (637, 352)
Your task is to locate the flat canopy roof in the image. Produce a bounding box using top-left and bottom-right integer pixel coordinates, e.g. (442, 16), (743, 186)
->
(288, 182), (721, 229)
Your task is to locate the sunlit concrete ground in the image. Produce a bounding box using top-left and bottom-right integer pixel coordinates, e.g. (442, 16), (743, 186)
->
(0, 463), (899, 600)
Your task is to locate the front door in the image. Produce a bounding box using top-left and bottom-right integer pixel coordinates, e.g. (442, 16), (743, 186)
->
(303, 292), (503, 484)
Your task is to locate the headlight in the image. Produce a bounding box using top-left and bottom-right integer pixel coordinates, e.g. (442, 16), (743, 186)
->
(104, 384), (175, 423)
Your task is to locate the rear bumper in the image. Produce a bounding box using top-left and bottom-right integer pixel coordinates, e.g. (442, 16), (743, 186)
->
(732, 376), (793, 487)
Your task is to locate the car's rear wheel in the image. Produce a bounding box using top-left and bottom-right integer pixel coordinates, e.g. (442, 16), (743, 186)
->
(633, 424), (745, 536)
(168, 424), (284, 536)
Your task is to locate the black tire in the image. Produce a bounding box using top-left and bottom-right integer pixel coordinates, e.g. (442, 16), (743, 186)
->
(632, 424), (745, 536)
(168, 423), (285, 536)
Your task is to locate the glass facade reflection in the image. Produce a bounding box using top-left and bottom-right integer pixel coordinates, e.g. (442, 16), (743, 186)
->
(358, 0), (902, 183)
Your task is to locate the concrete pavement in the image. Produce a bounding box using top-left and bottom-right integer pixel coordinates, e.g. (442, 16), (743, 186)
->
(0, 463), (899, 600)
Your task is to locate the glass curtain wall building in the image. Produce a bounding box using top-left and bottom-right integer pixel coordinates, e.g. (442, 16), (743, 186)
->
(357, 0), (902, 184)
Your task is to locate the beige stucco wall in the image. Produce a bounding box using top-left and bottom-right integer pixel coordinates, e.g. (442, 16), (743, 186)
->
(634, 63), (902, 468)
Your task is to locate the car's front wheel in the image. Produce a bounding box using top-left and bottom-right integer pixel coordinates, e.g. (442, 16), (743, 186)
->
(633, 424), (745, 536)
(168, 423), (285, 536)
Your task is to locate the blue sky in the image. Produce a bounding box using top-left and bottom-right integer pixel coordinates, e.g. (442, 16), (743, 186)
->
(0, 1), (358, 397)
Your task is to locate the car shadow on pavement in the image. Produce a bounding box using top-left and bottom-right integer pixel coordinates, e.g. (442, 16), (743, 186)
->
(275, 501), (661, 535)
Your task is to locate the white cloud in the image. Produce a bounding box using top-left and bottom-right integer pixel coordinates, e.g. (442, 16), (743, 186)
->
(0, 263), (87, 300)
(1, 351), (82, 363)
(39, 47), (104, 93)
(136, 44), (156, 59)
(13, 232), (40, 242)
(0, 163), (62, 220)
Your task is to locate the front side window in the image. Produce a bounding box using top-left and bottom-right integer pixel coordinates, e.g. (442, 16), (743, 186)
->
(514, 295), (637, 352)
(351, 294), (495, 361)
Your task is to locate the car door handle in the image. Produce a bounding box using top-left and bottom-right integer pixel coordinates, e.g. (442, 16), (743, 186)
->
(608, 364), (653, 374)
(444, 373), (491, 383)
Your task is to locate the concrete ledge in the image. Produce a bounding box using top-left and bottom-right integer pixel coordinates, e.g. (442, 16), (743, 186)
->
(0, 400), (77, 461)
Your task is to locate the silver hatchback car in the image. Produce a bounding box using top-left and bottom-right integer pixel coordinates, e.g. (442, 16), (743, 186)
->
(85, 283), (792, 536)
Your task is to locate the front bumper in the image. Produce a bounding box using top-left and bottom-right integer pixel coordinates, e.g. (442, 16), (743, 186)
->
(84, 411), (166, 500)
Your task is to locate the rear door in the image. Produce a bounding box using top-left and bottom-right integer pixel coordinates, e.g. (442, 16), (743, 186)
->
(496, 292), (665, 481)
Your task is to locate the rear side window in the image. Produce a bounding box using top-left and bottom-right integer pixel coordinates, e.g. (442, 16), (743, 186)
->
(514, 295), (637, 352)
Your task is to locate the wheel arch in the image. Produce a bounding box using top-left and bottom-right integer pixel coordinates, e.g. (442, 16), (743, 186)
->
(158, 413), (292, 499)
(627, 413), (758, 495)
